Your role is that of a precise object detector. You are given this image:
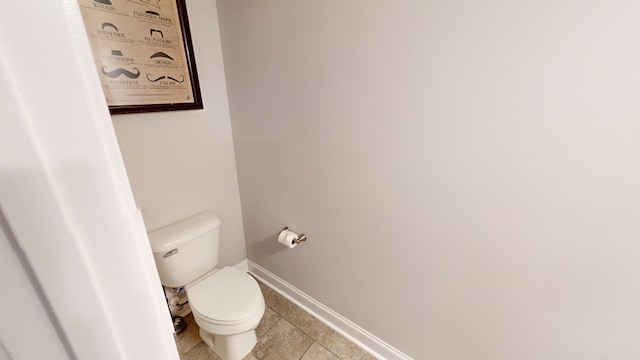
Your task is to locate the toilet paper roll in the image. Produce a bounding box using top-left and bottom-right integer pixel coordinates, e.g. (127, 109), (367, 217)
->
(278, 229), (298, 248)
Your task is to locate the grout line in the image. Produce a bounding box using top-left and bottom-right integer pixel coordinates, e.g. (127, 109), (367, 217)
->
(258, 305), (280, 338)
(248, 261), (411, 360)
(296, 337), (314, 360)
(176, 278), (372, 360)
(319, 341), (342, 360)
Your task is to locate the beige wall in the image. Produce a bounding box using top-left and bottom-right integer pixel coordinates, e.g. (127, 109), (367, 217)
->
(217, 1), (640, 359)
(112, 0), (246, 267)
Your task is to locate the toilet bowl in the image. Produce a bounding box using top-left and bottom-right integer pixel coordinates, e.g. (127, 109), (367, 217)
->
(147, 212), (265, 360)
(187, 266), (265, 360)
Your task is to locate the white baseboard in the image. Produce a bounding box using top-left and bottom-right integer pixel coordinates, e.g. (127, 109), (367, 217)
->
(233, 258), (249, 272)
(247, 260), (413, 360)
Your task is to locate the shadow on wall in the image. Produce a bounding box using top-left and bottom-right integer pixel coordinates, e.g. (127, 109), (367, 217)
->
(247, 231), (289, 259)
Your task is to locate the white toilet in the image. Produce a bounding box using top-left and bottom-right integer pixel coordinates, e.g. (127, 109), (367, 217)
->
(148, 212), (265, 360)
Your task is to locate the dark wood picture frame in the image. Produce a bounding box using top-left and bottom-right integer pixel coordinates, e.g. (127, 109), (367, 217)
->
(79, 0), (203, 115)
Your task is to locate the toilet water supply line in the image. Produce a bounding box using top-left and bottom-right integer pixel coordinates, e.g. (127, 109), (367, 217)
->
(168, 286), (189, 312)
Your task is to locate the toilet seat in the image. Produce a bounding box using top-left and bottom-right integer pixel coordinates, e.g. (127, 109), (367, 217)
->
(188, 267), (263, 325)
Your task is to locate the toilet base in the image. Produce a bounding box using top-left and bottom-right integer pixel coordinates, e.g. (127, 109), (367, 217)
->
(200, 328), (257, 360)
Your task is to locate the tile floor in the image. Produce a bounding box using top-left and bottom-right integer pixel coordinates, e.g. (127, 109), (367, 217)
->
(175, 277), (378, 360)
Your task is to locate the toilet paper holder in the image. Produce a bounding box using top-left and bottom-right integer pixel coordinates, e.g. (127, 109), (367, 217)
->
(281, 227), (307, 244)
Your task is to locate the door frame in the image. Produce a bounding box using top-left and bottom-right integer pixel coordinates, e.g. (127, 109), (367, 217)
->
(0, 1), (178, 359)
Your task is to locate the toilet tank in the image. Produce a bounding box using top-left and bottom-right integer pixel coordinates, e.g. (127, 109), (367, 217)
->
(147, 212), (221, 288)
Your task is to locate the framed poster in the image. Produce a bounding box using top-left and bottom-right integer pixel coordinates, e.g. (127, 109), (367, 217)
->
(78, 0), (203, 114)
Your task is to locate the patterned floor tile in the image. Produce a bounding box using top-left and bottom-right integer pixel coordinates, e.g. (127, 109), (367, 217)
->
(283, 305), (328, 339)
(256, 306), (281, 338)
(175, 314), (203, 355)
(300, 342), (340, 360)
(180, 341), (220, 360)
(252, 319), (313, 360)
(316, 328), (365, 360)
(261, 287), (296, 316)
(175, 275), (371, 360)
(361, 352), (379, 360)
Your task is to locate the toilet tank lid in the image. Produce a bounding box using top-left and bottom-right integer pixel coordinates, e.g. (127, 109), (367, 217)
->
(147, 212), (221, 253)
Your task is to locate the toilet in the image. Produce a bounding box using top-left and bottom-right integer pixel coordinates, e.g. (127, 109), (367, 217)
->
(148, 212), (265, 360)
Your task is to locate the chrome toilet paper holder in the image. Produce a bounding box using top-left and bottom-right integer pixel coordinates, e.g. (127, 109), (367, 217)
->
(281, 227), (307, 244)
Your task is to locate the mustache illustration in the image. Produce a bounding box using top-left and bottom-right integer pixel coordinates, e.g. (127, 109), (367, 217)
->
(150, 52), (174, 60)
(138, 0), (161, 9)
(150, 29), (164, 38)
(102, 22), (118, 32)
(146, 74), (185, 83)
(95, 0), (113, 4)
(146, 10), (160, 16)
(102, 67), (141, 79)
